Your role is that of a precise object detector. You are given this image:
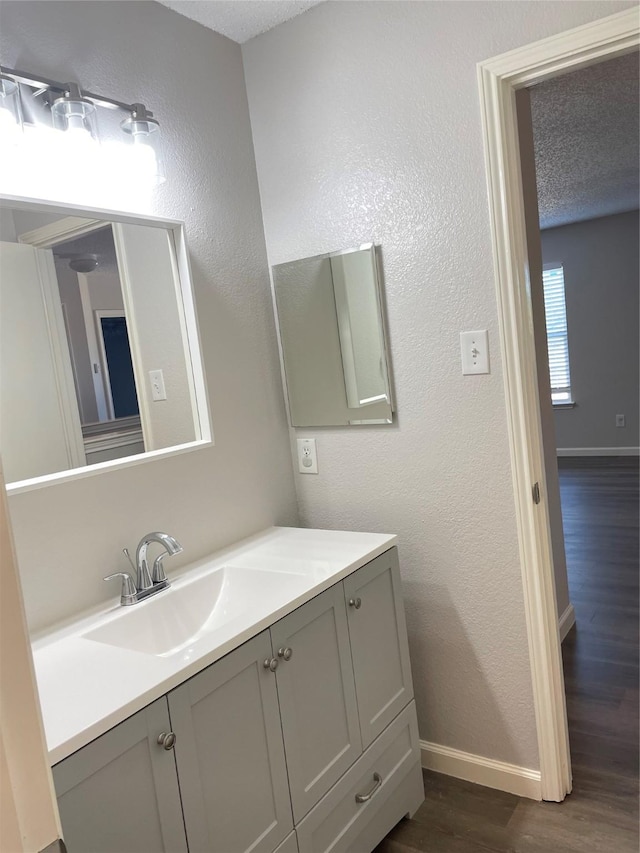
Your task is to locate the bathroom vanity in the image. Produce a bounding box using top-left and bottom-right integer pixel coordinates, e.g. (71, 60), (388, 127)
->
(34, 528), (423, 853)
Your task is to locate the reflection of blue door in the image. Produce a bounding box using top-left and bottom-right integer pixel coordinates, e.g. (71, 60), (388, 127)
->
(100, 316), (139, 418)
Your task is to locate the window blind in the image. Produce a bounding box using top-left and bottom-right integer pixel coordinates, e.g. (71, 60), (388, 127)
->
(542, 265), (572, 404)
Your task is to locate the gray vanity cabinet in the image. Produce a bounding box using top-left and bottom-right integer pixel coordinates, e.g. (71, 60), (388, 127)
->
(52, 698), (188, 853)
(53, 546), (422, 853)
(167, 630), (293, 853)
(343, 548), (414, 748)
(270, 582), (363, 822)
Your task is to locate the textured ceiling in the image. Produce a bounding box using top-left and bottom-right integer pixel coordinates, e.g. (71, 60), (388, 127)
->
(530, 52), (639, 229)
(157, 0), (324, 43)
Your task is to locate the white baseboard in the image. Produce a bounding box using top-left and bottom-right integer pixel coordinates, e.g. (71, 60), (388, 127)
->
(559, 603), (576, 642)
(420, 740), (542, 800)
(557, 447), (639, 457)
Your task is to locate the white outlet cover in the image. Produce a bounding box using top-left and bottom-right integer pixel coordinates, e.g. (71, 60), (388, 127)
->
(297, 438), (318, 474)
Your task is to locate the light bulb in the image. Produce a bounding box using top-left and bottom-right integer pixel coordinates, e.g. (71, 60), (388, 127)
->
(132, 133), (159, 176)
(0, 106), (17, 130)
(120, 105), (165, 185)
(65, 126), (97, 147)
(0, 75), (22, 145)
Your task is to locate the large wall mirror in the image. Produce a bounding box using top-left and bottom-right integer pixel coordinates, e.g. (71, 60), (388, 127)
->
(0, 198), (210, 491)
(272, 244), (393, 427)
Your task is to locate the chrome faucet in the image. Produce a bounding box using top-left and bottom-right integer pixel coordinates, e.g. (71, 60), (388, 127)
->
(105, 531), (183, 606)
(136, 531), (183, 591)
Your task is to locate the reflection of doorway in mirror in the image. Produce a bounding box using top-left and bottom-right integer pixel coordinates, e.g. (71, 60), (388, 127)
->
(52, 226), (135, 427)
(94, 311), (140, 420)
(50, 225), (146, 464)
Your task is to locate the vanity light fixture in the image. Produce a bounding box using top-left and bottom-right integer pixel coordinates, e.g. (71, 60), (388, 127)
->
(0, 65), (165, 184)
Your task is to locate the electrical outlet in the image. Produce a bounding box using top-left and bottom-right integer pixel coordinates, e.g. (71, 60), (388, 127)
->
(297, 438), (318, 474)
(616, 414), (625, 428)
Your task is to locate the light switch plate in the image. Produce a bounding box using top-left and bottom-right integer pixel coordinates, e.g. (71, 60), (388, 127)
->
(297, 438), (318, 474)
(460, 330), (490, 375)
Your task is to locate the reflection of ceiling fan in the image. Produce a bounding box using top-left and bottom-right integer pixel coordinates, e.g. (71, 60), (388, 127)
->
(54, 253), (100, 273)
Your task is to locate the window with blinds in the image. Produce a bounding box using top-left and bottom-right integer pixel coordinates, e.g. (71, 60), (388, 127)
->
(542, 264), (572, 404)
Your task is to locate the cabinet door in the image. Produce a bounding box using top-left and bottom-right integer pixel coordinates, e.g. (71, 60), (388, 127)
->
(271, 583), (362, 822)
(168, 630), (292, 853)
(52, 698), (187, 853)
(344, 548), (414, 748)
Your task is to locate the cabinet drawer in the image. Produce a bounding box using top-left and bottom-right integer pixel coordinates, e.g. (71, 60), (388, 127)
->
(296, 702), (420, 853)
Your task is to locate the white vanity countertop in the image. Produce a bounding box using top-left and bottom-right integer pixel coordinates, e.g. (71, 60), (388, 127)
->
(32, 526), (396, 765)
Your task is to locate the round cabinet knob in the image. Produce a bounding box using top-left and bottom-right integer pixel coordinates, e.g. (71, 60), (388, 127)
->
(278, 647), (293, 661)
(263, 657), (278, 672)
(157, 731), (176, 751)
(348, 597), (362, 609)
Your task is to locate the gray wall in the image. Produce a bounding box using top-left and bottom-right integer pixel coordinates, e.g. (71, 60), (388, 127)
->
(243, 0), (634, 769)
(0, 1), (298, 632)
(542, 211), (639, 451)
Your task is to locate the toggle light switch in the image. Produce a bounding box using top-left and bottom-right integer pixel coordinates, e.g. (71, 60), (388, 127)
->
(460, 330), (490, 375)
(149, 369), (167, 401)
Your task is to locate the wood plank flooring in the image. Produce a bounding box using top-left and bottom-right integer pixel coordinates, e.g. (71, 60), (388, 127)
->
(375, 460), (639, 853)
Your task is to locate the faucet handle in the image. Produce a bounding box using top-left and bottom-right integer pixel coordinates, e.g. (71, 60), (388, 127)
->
(104, 572), (137, 606)
(152, 554), (169, 585)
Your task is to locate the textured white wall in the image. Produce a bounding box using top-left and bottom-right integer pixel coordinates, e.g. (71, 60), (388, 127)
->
(542, 211), (640, 450)
(243, 0), (635, 768)
(0, 1), (298, 632)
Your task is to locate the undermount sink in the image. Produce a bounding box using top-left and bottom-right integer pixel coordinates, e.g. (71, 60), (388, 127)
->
(82, 565), (309, 657)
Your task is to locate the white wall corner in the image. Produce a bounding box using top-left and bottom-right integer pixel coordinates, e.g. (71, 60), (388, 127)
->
(557, 447), (640, 457)
(420, 741), (542, 801)
(559, 603), (576, 642)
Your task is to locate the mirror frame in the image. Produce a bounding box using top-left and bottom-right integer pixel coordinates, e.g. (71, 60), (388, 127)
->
(0, 193), (212, 494)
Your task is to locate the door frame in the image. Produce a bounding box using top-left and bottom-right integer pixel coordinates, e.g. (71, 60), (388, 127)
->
(19, 217), (114, 423)
(0, 242), (87, 472)
(477, 7), (639, 801)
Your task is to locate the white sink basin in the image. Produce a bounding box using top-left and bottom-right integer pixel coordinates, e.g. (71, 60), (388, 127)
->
(82, 566), (309, 657)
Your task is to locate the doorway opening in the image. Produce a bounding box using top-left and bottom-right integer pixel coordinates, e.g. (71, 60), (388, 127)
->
(478, 7), (639, 802)
(525, 49), (639, 806)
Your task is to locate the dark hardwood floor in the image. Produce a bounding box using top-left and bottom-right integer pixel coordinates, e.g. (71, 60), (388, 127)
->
(375, 460), (639, 853)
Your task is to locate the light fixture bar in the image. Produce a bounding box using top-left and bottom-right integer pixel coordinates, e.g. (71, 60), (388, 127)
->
(0, 65), (154, 117)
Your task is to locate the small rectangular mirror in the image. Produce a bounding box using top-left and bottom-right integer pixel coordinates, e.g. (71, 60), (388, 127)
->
(272, 244), (393, 427)
(0, 199), (210, 491)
